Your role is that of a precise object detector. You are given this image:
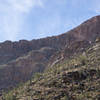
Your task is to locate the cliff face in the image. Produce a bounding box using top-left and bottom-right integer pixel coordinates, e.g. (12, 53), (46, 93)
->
(1, 16), (100, 64)
(0, 15), (100, 91)
(2, 29), (100, 100)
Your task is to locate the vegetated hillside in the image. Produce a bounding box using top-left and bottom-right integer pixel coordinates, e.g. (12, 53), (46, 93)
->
(2, 37), (100, 100)
(0, 15), (100, 92)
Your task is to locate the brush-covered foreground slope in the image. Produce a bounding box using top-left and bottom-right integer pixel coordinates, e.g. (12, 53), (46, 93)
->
(2, 38), (100, 100)
(0, 15), (100, 93)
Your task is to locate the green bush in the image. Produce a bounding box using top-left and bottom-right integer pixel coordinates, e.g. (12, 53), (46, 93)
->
(34, 73), (42, 80)
(4, 92), (17, 100)
(79, 55), (87, 65)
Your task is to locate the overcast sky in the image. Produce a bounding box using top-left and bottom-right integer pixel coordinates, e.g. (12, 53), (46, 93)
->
(0, 0), (100, 42)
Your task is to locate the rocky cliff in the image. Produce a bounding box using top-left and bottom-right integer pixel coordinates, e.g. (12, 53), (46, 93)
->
(0, 15), (100, 92)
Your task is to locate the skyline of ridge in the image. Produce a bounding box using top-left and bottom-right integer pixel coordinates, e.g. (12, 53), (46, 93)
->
(0, 0), (100, 42)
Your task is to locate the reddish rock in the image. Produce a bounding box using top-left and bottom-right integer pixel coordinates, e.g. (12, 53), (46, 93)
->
(0, 15), (100, 91)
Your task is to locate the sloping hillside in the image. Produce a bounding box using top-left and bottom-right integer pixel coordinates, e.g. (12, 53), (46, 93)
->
(2, 37), (100, 100)
(0, 15), (100, 93)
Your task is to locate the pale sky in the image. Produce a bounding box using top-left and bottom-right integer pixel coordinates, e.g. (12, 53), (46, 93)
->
(0, 0), (100, 42)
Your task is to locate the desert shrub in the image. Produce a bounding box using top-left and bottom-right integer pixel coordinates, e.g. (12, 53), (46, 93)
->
(79, 55), (87, 66)
(4, 92), (17, 100)
(34, 73), (42, 80)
